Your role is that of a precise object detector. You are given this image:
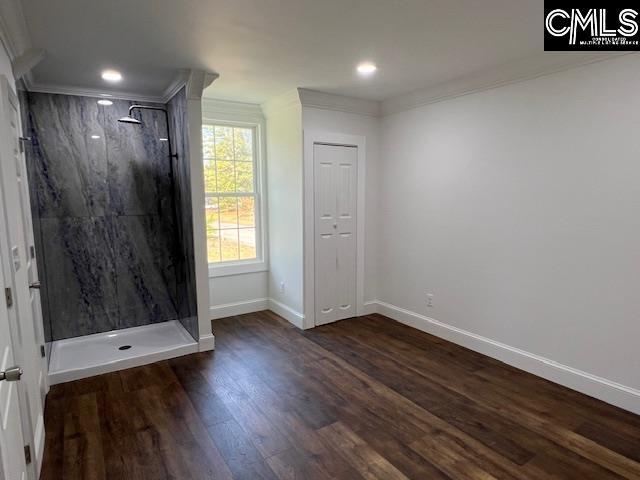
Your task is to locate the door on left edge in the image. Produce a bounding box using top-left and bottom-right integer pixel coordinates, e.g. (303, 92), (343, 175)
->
(0, 75), (47, 479)
(0, 241), (28, 480)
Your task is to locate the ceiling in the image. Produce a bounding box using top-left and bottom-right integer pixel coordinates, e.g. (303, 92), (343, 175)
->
(20, 0), (556, 104)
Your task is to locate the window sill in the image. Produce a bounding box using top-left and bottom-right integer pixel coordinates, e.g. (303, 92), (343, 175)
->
(209, 260), (268, 278)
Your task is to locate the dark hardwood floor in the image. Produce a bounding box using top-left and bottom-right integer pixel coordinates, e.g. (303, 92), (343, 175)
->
(40, 311), (640, 479)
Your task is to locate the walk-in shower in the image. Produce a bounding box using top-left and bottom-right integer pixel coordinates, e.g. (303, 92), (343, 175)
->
(20, 87), (199, 383)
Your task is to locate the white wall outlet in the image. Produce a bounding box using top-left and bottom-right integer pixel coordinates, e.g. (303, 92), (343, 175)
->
(426, 293), (434, 307)
(279, 281), (285, 294)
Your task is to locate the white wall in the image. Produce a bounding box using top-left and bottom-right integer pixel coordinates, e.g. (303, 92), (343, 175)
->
(201, 99), (270, 317)
(377, 54), (640, 408)
(301, 106), (380, 304)
(209, 271), (268, 316)
(201, 57), (640, 412)
(264, 93), (304, 319)
(205, 95), (379, 325)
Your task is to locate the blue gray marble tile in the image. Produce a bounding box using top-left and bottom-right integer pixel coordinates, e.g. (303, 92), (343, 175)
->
(30, 218), (52, 341)
(113, 215), (179, 328)
(19, 91), (53, 343)
(26, 93), (108, 218)
(103, 100), (173, 216)
(168, 87), (199, 340)
(41, 216), (119, 340)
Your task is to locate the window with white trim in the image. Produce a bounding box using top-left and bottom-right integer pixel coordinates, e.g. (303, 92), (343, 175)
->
(203, 123), (261, 267)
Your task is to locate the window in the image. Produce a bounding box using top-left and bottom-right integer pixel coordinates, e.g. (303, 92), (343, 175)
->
(203, 123), (261, 269)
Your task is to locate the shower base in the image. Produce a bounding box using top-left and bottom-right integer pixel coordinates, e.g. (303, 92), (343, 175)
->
(48, 320), (198, 385)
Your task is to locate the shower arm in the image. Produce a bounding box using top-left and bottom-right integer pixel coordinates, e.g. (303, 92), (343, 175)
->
(128, 105), (178, 159)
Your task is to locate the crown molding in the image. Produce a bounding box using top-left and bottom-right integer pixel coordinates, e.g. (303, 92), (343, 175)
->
(261, 89), (301, 117)
(23, 81), (169, 103)
(298, 88), (380, 117)
(22, 69), (207, 104)
(161, 70), (190, 102)
(202, 97), (264, 120)
(11, 48), (45, 80)
(186, 70), (219, 100)
(381, 52), (633, 116)
(287, 53), (627, 119)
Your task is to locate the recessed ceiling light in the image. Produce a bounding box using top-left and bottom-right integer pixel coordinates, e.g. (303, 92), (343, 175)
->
(159, 138), (168, 142)
(357, 62), (377, 76)
(91, 135), (101, 139)
(101, 69), (122, 82)
(97, 99), (113, 106)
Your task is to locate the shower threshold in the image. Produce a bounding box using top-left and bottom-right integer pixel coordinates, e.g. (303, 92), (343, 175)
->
(48, 320), (198, 385)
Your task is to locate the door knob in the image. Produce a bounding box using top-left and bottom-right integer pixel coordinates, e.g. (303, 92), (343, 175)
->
(29, 281), (41, 289)
(0, 366), (23, 382)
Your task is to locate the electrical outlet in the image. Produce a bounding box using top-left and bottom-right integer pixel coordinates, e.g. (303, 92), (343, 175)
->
(279, 281), (285, 294)
(426, 293), (434, 308)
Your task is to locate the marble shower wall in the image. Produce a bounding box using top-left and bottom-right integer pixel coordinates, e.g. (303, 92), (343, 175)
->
(22, 91), (196, 341)
(167, 87), (198, 339)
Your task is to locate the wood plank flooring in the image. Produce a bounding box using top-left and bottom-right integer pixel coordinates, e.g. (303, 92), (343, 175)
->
(40, 312), (640, 479)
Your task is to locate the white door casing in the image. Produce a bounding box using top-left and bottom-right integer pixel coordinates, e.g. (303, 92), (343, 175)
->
(313, 143), (357, 326)
(0, 75), (46, 478)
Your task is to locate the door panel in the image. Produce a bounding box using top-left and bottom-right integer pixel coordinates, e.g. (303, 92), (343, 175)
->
(315, 232), (337, 319)
(316, 159), (336, 234)
(336, 232), (356, 314)
(0, 153), (28, 480)
(313, 144), (357, 326)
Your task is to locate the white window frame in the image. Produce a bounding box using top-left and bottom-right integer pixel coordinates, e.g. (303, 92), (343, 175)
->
(202, 100), (268, 278)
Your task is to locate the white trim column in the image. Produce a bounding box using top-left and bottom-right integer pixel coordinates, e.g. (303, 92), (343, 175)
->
(186, 70), (219, 351)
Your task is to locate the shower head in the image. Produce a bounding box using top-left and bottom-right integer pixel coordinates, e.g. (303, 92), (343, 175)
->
(118, 115), (142, 125)
(116, 105), (178, 159)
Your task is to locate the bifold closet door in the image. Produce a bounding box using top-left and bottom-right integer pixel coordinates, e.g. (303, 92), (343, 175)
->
(314, 143), (357, 326)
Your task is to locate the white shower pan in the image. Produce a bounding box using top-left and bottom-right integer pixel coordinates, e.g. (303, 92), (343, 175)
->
(48, 320), (198, 385)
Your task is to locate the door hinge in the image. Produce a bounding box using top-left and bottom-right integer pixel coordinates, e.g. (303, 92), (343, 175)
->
(18, 136), (31, 154)
(40, 344), (46, 358)
(4, 287), (12, 308)
(30, 245), (36, 259)
(24, 444), (31, 464)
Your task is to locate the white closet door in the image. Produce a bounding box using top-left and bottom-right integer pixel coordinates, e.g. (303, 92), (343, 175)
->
(314, 143), (357, 326)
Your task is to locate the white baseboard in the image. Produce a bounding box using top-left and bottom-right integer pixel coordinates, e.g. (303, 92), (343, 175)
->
(366, 300), (640, 415)
(208, 297), (305, 330)
(198, 333), (215, 352)
(362, 300), (379, 315)
(268, 298), (305, 329)
(209, 298), (269, 319)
